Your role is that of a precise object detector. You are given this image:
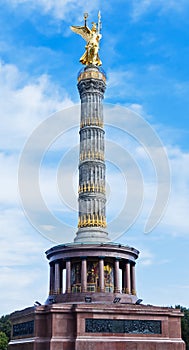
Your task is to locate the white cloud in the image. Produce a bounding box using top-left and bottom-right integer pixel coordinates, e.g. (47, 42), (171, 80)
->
(128, 103), (153, 122)
(4, 0), (101, 21)
(173, 81), (189, 97)
(0, 152), (19, 206)
(0, 209), (46, 266)
(0, 265), (48, 315)
(160, 147), (189, 236)
(0, 59), (80, 246)
(106, 70), (137, 100)
(0, 61), (73, 150)
(0, 60), (75, 212)
(130, 0), (188, 21)
(6, 0), (188, 23)
(104, 106), (189, 239)
(136, 143), (189, 237)
(138, 249), (154, 266)
(0, 208), (50, 315)
(106, 65), (189, 104)
(128, 103), (145, 116)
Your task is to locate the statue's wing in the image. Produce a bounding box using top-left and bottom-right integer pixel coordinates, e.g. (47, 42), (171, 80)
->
(70, 26), (91, 42)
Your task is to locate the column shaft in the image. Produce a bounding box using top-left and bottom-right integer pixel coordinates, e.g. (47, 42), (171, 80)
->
(75, 67), (108, 242)
(125, 261), (131, 294)
(54, 262), (61, 294)
(49, 264), (54, 295)
(99, 258), (105, 292)
(81, 259), (87, 292)
(66, 260), (71, 293)
(122, 268), (125, 293)
(131, 263), (136, 295)
(114, 259), (120, 293)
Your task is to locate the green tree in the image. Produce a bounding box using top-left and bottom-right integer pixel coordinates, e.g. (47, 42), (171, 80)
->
(176, 305), (189, 350)
(0, 332), (8, 350)
(0, 316), (11, 341)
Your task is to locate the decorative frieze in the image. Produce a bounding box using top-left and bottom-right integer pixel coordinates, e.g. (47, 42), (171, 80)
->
(85, 319), (162, 334)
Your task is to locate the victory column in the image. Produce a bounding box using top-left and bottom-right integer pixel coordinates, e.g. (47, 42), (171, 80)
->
(8, 12), (185, 350)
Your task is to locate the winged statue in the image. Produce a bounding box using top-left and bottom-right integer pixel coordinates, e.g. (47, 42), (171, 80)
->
(70, 12), (102, 66)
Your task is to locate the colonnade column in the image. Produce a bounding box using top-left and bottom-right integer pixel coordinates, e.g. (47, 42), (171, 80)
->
(125, 261), (131, 294)
(99, 257), (105, 292)
(122, 268), (125, 293)
(131, 263), (136, 295)
(114, 259), (120, 293)
(54, 261), (61, 294)
(66, 260), (71, 294)
(81, 258), (87, 292)
(49, 264), (54, 295)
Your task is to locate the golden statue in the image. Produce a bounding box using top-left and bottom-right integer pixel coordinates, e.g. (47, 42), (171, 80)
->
(70, 11), (102, 66)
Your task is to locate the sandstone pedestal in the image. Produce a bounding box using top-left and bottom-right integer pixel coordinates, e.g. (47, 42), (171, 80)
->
(9, 303), (185, 350)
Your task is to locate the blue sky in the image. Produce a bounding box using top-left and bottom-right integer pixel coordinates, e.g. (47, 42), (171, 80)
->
(0, 0), (189, 316)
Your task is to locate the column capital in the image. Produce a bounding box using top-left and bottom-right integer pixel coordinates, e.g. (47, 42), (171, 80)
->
(126, 259), (135, 265)
(115, 257), (122, 261)
(78, 77), (106, 97)
(54, 259), (62, 264)
(64, 257), (71, 262)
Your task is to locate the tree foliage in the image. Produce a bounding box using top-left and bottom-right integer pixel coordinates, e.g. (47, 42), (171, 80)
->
(0, 332), (8, 350)
(176, 305), (189, 350)
(0, 316), (11, 342)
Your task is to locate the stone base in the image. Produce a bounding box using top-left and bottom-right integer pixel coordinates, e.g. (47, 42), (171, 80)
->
(8, 303), (185, 350)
